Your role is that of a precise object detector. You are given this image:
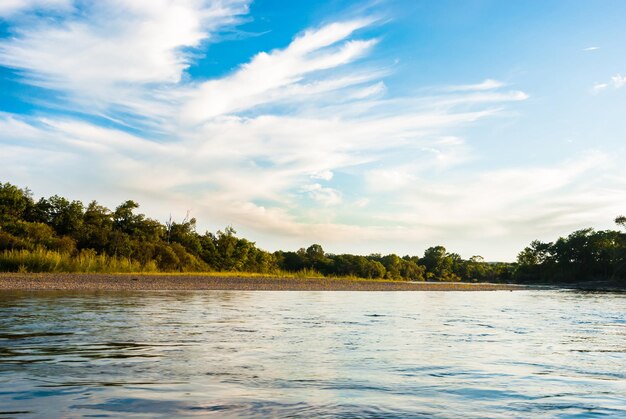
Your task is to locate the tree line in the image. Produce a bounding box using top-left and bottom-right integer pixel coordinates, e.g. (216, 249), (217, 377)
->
(515, 219), (626, 284)
(0, 182), (624, 284)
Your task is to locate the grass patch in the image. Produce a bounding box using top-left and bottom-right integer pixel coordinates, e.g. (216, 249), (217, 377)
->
(0, 249), (156, 273)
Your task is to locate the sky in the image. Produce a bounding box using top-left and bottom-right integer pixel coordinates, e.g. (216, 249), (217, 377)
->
(1, 0), (625, 261)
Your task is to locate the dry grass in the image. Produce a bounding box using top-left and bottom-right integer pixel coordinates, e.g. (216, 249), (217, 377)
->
(0, 249), (157, 273)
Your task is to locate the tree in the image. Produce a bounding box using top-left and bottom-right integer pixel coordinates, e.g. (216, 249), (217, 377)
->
(277, 250), (307, 272)
(381, 254), (402, 279)
(421, 246), (456, 280)
(465, 255), (488, 281)
(399, 259), (425, 281)
(367, 260), (387, 279)
(33, 195), (84, 237)
(0, 182), (33, 224)
(210, 227), (257, 271)
(113, 200), (142, 234)
(168, 214), (202, 255)
(79, 201), (113, 251)
(306, 244), (325, 260)
(517, 240), (553, 266)
(305, 244), (331, 273)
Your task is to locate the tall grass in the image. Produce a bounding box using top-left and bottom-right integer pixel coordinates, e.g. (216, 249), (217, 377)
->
(0, 249), (157, 273)
(0, 250), (371, 280)
(0, 249), (328, 277)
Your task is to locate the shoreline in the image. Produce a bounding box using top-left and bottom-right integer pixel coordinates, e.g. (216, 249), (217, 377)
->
(0, 273), (526, 291)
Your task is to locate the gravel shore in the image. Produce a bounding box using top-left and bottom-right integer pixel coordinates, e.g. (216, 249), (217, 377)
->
(0, 273), (523, 291)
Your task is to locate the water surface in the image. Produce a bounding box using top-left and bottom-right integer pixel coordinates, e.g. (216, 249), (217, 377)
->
(0, 290), (625, 417)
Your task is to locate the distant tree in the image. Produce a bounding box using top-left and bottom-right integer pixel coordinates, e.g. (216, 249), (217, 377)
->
(421, 246), (457, 280)
(113, 200), (142, 235)
(368, 260), (387, 279)
(277, 250), (307, 272)
(168, 215), (202, 255)
(381, 254), (403, 279)
(464, 256), (488, 281)
(79, 201), (113, 251)
(517, 240), (553, 266)
(32, 195), (84, 236)
(305, 244), (332, 273)
(0, 182), (33, 224)
(210, 227), (257, 271)
(399, 259), (426, 281)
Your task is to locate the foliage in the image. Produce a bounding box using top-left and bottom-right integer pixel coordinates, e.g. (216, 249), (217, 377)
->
(515, 226), (626, 284)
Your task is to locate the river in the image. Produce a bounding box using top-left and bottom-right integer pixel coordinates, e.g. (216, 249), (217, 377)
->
(0, 290), (624, 417)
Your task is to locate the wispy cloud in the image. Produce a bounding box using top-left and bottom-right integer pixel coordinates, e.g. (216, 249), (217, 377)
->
(0, 0), (71, 17)
(612, 74), (626, 88)
(444, 79), (505, 92)
(0, 0), (250, 120)
(181, 19), (378, 124)
(363, 151), (624, 242)
(592, 73), (626, 93)
(302, 183), (342, 206)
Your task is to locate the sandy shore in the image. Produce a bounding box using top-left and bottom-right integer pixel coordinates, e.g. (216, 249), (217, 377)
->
(0, 273), (524, 291)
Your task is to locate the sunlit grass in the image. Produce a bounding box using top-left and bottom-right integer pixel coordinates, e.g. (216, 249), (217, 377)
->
(0, 249), (405, 282)
(0, 249), (333, 277)
(0, 249), (156, 273)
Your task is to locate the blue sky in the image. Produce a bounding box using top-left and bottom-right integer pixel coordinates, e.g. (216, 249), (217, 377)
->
(1, 0), (625, 261)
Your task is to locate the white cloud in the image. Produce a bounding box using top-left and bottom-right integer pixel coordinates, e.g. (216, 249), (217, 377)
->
(611, 74), (626, 88)
(592, 82), (609, 93)
(366, 168), (416, 193)
(592, 73), (626, 93)
(348, 81), (386, 99)
(583, 46), (600, 51)
(444, 79), (505, 92)
(181, 19), (377, 123)
(364, 151), (623, 243)
(311, 170), (334, 181)
(302, 183), (342, 206)
(0, 0), (70, 17)
(0, 0), (250, 118)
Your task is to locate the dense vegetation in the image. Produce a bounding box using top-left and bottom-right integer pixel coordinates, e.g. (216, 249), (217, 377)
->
(1, 182), (624, 285)
(515, 220), (626, 284)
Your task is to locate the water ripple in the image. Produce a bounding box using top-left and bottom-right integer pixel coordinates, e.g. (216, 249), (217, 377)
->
(0, 290), (624, 417)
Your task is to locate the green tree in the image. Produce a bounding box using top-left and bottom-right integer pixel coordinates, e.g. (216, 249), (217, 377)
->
(168, 216), (202, 255)
(33, 195), (84, 237)
(0, 182), (33, 224)
(79, 201), (113, 251)
(421, 246), (457, 280)
(305, 244), (332, 273)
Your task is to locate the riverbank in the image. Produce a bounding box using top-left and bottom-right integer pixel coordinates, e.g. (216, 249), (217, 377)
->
(0, 273), (524, 291)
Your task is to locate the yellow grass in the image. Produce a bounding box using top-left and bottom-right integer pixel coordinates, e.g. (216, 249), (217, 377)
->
(0, 249), (156, 273)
